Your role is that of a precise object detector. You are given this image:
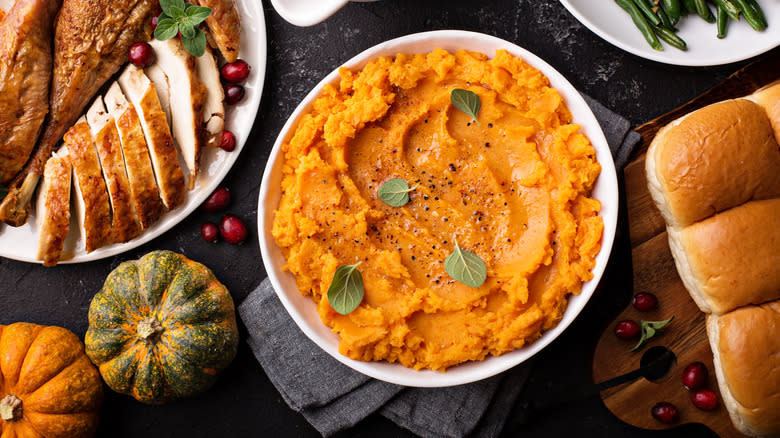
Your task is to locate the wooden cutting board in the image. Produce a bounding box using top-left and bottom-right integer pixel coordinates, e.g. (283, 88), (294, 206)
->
(592, 47), (780, 437)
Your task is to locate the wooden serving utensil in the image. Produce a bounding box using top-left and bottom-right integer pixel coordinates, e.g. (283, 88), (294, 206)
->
(592, 46), (780, 437)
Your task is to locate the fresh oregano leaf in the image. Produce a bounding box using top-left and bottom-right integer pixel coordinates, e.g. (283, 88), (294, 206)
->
(377, 178), (416, 207)
(185, 5), (211, 24)
(631, 316), (674, 351)
(181, 31), (207, 57)
(154, 17), (179, 40)
(444, 240), (487, 287)
(450, 88), (481, 124)
(154, 0), (211, 57)
(179, 21), (196, 39)
(159, 0), (176, 16)
(169, 5), (186, 19)
(327, 262), (365, 315)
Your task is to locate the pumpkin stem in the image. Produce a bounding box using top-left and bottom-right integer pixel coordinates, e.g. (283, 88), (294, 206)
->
(0, 394), (22, 421)
(137, 317), (164, 342)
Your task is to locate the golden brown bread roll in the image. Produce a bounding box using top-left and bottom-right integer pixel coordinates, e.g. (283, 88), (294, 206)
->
(647, 83), (780, 437)
(646, 98), (780, 229)
(749, 80), (780, 145)
(707, 302), (780, 437)
(668, 198), (780, 315)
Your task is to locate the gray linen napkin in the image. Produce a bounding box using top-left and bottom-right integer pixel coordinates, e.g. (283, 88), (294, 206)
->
(239, 96), (640, 438)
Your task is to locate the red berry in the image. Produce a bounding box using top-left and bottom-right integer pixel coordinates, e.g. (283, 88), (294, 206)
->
(151, 15), (159, 31)
(128, 42), (155, 68)
(221, 59), (251, 83)
(220, 214), (247, 245)
(633, 292), (658, 311)
(682, 362), (708, 390)
(201, 222), (219, 243)
(224, 84), (245, 105)
(651, 402), (679, 424)
(203, 187), (231, 213)
(615, 320), (641, 340)
(220, 130), (236, 152)
(691, 389), (718, 411)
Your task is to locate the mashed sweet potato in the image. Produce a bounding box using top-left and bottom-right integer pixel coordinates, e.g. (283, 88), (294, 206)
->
(272, 48), (603, 371)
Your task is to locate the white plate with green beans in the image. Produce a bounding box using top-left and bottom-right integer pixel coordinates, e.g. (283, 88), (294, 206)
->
(560, 0), (779, 66)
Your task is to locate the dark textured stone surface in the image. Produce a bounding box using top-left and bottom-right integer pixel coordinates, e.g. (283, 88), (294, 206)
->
(0, 0), (755, 436)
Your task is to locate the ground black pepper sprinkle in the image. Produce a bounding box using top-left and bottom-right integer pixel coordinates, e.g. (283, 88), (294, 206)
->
(449, 163), (456, 171)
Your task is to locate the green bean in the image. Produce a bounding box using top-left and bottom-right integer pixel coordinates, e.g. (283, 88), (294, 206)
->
(747, 0), (768, 28)
(682, 0), (697, 14)
(664, 0), (682, 24)
(616, 0), (664, 50)
(716, 4), (729, 38)
(633, 0), (663, 26)
(712, 0), (740, 20)
(657, 4), (675, 28)
(694, 0), (716, 22)
(733, 0), (766, 29)
(654, 26), (688, 49)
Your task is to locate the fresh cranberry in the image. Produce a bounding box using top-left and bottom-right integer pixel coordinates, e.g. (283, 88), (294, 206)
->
(219, 130), (236, 152)
(221, 59), (251, 83)
(682, 362), (708, 390)
(651, 402), (679, 424)
(200, 222), (219, 243)
(151, 15), (159, 31)
(203, 187), (231, 213)
(615, 320), (641, 340)
(224, 84), (245, 105)
(128, 42), (155, 68)
(220, 214), (247, 245)
(632, 292), (658, 311)
(691, 389), (718, 411)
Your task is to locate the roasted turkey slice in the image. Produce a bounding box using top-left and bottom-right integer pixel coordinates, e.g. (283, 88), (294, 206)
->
(147, 38), (207, 190)
(197, 46), (225, 148)
(66, 117), (112, 253)
(36, 149), (72, 266)
(0, 0), (62, 185)
(104, 82), (165, 229)
(0, 0), (158, 226)
(118, 65), (185, 210)
(86, 96), (141, 243)
(191, 0), (241, 63)
(145, 63), (173, 127)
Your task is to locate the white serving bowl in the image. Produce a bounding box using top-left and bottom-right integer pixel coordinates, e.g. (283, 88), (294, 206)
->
(257, 30), (618, 388)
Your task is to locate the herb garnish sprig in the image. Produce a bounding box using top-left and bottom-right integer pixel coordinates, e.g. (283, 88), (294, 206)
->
(444, 239), (487, 288)
(632, 317), (674, 351)
(377, 178), (416, 207)
(450, 88), (481, 124)
(327, 262), (365, 315)
(155, 0), (212, 57)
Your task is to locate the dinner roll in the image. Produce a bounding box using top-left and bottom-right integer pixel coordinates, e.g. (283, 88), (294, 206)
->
(749, 80), (780, 144)
(707, 301), (780, 437)
(668, 198), (780, 315)
(645, 99), (780, 229)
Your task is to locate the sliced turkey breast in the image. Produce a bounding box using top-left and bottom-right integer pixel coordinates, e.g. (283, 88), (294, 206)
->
(197, 46), (225, 148)
(147, 38), (207, 190)
(66, 117), (112, 253)
(145, 63), (172, 127)
(86, 96), (141, 243)
(191, 0), (241, 63)
(104, 82), (165, 229)
(117, 64), (185, 210)
(36, 149), (72, 266)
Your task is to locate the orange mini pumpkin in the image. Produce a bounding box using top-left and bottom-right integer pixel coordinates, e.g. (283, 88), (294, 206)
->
(0, 323), (103, 438)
